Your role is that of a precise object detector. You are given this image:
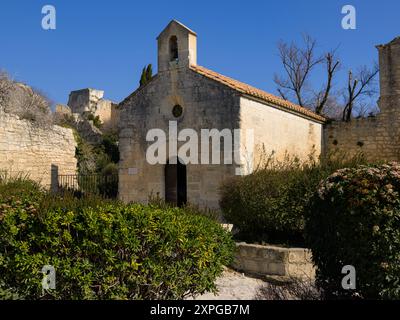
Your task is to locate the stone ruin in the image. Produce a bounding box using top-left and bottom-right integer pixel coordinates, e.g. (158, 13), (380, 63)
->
(54, 88), (120, 144)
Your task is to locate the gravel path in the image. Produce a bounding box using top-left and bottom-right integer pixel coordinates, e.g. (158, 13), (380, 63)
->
(191, 268), (265, 300)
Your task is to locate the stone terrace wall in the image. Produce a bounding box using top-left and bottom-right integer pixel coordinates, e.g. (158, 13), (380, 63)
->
(232, 243), (315, 280)
(0, 110), (77, 189)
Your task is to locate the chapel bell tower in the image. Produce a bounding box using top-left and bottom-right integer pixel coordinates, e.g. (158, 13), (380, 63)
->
(157, 20), (197, 72)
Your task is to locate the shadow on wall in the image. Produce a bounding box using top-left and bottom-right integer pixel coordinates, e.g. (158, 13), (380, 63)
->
(51, 164), (59, 193)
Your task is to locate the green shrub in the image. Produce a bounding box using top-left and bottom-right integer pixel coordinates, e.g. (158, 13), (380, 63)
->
(0, 179), (234, 300)
(74, 130), (97, 174)
(40, 190), (118, 214)
(86, 113), (102, 129)
(0, 174), (44, 206)
(98, 163), (118, 198)
(305, 162), (400, 299)
(220, 154), (367, 246)
(74, 130), (111, 175)
(148, 193), (222, 222)
(101, 133), (120, 164)
(0, 280), (22, 300)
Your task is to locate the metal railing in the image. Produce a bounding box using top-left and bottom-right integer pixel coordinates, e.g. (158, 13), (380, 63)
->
(57, 174), (118, 198)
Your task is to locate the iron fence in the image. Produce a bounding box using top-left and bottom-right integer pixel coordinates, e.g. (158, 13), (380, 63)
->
(57, 174), (118, 198)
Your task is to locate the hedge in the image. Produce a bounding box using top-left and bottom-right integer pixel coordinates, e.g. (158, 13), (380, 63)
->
(220, 155), (366, 246)
(0, 178), (234, 300)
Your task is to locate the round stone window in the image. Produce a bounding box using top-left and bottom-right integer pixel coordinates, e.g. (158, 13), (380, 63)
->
(172, 104), (183, 118)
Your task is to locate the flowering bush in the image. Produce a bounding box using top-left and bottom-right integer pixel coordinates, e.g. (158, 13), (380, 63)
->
(305, 162), (400, 299)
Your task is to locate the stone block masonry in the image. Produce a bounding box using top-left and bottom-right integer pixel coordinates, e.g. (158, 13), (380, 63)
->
(0, 110), (77, 189)
(67, 88), (119, 133)
(232, 242), (315, 280)
(323, 114), (400, 162)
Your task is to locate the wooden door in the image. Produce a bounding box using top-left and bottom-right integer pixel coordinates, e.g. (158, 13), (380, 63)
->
(165, 162), (178, 205)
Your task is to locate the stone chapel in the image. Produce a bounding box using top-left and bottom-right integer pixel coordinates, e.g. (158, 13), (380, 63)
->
(118, 20), (325, 208)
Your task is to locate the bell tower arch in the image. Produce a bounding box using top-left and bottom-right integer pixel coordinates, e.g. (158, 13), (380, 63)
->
(157, 20), (197, 72)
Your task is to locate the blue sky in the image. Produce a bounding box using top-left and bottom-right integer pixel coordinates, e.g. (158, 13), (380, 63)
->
(0, 0), (399, 106)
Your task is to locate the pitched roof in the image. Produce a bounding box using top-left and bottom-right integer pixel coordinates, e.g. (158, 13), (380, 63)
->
(190, 65), (326, 122)
(119, 74), (159, 107)
(157, 20), (197, 39)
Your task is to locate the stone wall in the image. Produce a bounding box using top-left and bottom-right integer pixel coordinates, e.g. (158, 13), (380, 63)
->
(157, 20), (197, 72)
(240, 96), (323, 168)
(55, 104), (72, 116)
(67, 88), (118, 132)
(119, 20), (327, 208)
(118, 67), (240, 208)
(110, 104), (120, 132)
(232, 242), (315, 280)
(0, 110), (77, 189)
(324, 37), (400, 162)
(68, 88), (104, 114)
(75, 118), (103, 145)
(119, 71), (323, 208)
(95, 100), (120, 132)
(95, 99), (113, 131)
(323, 114), (400, 161)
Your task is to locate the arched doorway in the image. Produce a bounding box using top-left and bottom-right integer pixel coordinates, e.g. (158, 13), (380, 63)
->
(165, 157), (187, 207)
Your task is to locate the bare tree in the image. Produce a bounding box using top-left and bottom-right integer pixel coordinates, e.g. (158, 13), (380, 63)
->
(353, 101), (380, 119)
(274, 35), (323, 108)
(318, 94), (343, 119)
(275, 35), (379, 120)
(314, 51), (340, 114)
(274, 35), (339, 115)
(342, 64), (379, 122)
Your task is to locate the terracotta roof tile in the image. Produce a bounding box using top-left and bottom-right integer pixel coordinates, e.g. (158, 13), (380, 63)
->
(190, 65), (326, 122)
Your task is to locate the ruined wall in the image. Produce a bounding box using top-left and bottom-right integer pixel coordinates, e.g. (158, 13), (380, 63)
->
(68, 88), (104, 114)
(67, 88), (118, 132)
(55, 104), (72, 115)
(324, 37), (400, 162)
(95, 100), (120, 132)
(95, 99), (112, 129)
(0, 110), (77, 189)
(110, 104), (120, 132)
